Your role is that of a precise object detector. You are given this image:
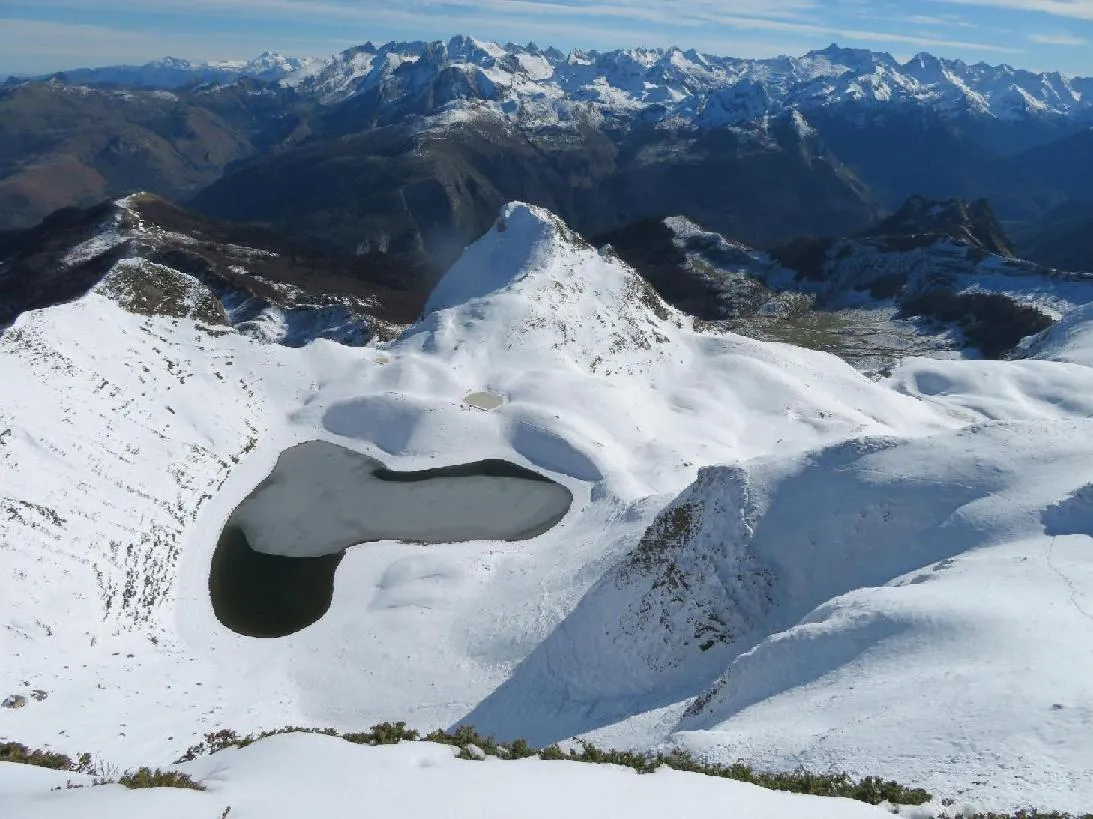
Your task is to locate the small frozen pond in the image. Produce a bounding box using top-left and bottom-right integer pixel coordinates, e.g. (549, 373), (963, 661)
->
(210, 440), (572, 638)
(463, 391), (505, 410)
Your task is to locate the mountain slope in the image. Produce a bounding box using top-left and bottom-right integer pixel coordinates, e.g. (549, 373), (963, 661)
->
(0, 193), (424, 338)
(799, 108), (1060, 218)
(595, 203), (1092, 370)
(1014, 128), (1093, 203)
(768, 196), (1093, 358)
(0, 79), (313, 231)
(192, 111), (878, 267)
(1012, 198), (1093, 274)
(668, 418), (1093, 809)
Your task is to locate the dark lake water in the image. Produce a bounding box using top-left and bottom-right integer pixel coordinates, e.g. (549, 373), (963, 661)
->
(210, 440), (573, 638)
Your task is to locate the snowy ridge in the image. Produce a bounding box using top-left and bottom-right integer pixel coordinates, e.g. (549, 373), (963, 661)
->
(0, 286), (268, 636)
(46, 195), (387, 346)
(470, 348), (1093, 809)
(668, 414), (1093, 810)
(25, 37), (1093, 134)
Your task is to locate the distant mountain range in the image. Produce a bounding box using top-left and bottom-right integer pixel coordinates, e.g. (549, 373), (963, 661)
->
(7, 51), (321, 88)
(15, 38), (1093, 124)
(2, 35), (1092, 276)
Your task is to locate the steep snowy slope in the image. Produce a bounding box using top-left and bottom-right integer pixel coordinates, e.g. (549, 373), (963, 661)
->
(665, 420), (1093, 811)
(483, 342), (1093, 811)
(1019, 302), (1093, 366)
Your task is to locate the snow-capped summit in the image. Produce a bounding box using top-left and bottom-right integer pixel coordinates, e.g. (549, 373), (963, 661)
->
(151, 56), (194, 70)
(425, 203), (560, 311)
(412, 201), (696, 381)
(800, 43), (902, 78)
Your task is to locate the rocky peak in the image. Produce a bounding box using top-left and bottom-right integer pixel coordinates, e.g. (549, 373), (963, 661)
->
(862, 195), (1015, 257)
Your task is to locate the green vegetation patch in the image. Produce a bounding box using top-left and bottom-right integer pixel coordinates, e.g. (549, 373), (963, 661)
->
(2, 741), (200, 790)
(0, 742), (85, 772)
(118, 767), (205, 791)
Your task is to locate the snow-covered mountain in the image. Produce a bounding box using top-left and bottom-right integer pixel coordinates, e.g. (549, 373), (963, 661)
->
(3, 200), (1093, 812)
(285, 36), (1093, 129)
(23, 52), (322, 88)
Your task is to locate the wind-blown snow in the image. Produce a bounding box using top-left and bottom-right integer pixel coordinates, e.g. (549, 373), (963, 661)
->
(2, 201), (1092, 811)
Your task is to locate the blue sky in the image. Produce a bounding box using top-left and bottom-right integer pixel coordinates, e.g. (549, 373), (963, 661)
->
(2, 0), (1092, 77)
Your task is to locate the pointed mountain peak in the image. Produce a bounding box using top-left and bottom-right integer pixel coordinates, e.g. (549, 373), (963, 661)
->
(410, 203), (682, 376)
(416, 203), (680, 370)
(909, 51), (941, 65)
(424, 203), (578, 314)
(153, 56), (193, 69)
(863, 195), (1015, 257)
(806, 43), (898, 71)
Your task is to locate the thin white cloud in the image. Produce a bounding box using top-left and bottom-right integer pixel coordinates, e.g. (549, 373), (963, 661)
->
(683, 12), (1017, 51)
(905, 14), (953, 23)
(932, 0), (1093, 21)
(1029, 31), (1089, 42)
(901, 13), (978, 26)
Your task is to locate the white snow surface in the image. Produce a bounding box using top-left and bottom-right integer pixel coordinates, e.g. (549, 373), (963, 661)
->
(0, 733), (894, 819)
(1, 202), (1092, 812)
(1020, 301), (1093, 365)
